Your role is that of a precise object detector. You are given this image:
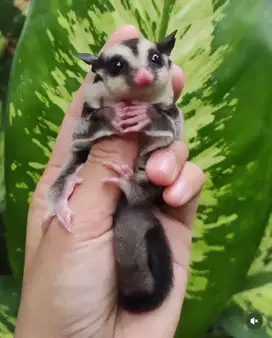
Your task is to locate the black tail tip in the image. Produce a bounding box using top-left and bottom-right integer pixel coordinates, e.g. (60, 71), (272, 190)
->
(118, 289), (172, 313)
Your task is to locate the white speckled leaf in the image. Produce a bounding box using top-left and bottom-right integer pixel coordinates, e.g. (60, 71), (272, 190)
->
(5, 0), (272, 337)
(220, 273), (272, 338)
(219, 214), (272, 337)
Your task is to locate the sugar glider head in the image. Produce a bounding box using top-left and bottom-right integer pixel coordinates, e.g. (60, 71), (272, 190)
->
(75, 30), (177, 101)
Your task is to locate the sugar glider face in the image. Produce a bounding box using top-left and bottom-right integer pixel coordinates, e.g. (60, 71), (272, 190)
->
(76, 30), (177, 101)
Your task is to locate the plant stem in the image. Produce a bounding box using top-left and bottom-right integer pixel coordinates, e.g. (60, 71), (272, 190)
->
(158, 0), (175, 40)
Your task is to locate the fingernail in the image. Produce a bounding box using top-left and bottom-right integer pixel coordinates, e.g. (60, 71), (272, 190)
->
(155, 151), (177, 177)
(171, 180), (189, 203)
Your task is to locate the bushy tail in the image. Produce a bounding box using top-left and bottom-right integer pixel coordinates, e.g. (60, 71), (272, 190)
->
(116, 199), (174, 313)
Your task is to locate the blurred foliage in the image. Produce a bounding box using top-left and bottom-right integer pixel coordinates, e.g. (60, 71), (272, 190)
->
(218, 213), (272, 337)
(0, 0), (30, 212)
(0, 276), (21, 338)
(0, 2), (29, 335)
(0, 0), (30, 126)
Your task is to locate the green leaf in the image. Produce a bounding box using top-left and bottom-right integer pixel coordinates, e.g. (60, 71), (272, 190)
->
(206, 330), (234, 338)
(217, 214), (272, 338)
(0, 0), (29, 213)
(0, 214), (11, 275)
(219, 280), (272, 338)
(175, 0), (272, 335)
(0, 0), (29, 127)
(248, 213), (272, 277)
(0, 30), (6, 214)
(0, 275), (21, 337)
(0, 131), (5, 214)
(4, 0), (272, 337)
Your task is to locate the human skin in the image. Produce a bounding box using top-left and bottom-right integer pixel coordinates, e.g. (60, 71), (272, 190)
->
(14, 25), (205, 338)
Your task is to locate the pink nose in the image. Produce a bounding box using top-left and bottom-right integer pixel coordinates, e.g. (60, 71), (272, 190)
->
(134, 68), (154, 86)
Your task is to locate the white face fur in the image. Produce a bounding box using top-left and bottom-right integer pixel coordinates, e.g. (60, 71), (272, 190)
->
(95, 37), (174, 103)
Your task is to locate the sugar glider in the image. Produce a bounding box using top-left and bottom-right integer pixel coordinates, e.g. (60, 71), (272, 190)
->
(42, 30), (183, 312)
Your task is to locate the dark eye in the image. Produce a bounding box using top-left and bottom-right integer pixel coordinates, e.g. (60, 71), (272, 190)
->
(107, 57), (125, 76)
(150, 52), (162, 67)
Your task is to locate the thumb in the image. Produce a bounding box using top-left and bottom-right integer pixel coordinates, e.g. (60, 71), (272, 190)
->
(67, 133), (140, 236)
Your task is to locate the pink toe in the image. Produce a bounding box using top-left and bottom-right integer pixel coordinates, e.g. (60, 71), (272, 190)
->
(101, 178), (121, 187)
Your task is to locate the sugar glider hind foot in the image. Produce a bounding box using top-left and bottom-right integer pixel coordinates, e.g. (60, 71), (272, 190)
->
(101, 161), (134, 191)
(41, 166), (83, 232)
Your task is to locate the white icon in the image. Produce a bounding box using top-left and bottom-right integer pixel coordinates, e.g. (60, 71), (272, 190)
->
(250, 317), (258, 325)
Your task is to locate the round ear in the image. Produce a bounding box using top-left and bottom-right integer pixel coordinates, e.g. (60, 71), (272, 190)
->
(156, 30), (177, 55)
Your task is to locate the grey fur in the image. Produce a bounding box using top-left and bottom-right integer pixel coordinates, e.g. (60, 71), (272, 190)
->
(122, 38), (139, 56)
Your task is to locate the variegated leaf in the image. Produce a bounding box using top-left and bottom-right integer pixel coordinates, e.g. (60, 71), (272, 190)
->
(0, 0), (30, 212)
(5, 0), (272, 336)
(218, 213), (272, 337)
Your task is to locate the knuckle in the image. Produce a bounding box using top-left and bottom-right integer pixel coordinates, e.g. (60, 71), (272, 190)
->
(181, 143), (189, 159)
(171, 141), (189, 160)
(186, 162), (206, 186)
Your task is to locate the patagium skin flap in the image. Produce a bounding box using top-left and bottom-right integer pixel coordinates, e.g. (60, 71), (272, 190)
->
(42, 29), (183, 312)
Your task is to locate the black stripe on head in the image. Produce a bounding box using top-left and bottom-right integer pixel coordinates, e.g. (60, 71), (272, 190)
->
(148, 48), (166, 69)
(105, 55), (130, 77)
(122, 38), (139, 56)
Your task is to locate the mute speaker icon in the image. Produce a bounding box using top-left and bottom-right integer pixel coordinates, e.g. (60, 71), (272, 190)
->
(246, 312), (263, 329)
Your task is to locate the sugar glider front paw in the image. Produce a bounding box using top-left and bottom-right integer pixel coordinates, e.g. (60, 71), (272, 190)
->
(118, 101), (151, 133)
(111, 101), (151, 133)
(41, 166), (83, 233)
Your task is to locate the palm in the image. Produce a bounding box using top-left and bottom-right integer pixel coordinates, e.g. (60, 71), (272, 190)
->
(28, 184), (190, 337)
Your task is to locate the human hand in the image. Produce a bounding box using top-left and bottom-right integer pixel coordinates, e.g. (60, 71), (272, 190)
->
(14, 25), (205, 338)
